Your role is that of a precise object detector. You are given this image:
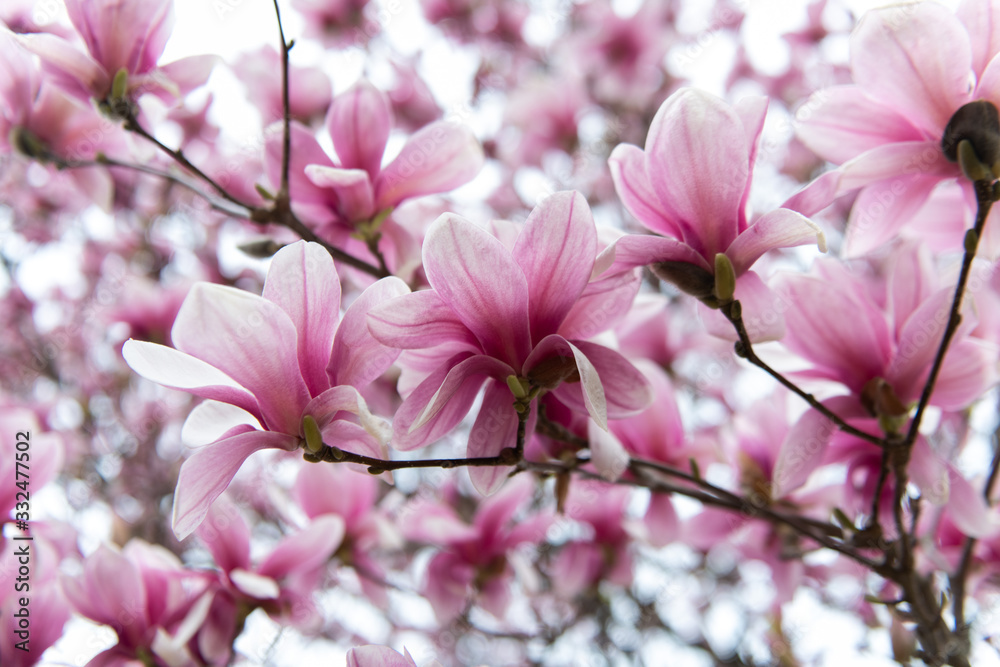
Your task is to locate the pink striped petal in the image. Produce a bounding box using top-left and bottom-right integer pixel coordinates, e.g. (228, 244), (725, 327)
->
(172, 430), (298, 540)
(838, 141), (953, 193)
(171, 283), (311, 434)
(588, 417), (629, 481)
(122, 340), (262, 423)
(608, 143), (683, 238)
(734, 95), (768, 233)
(16, 32), (108, 98)
(262, 241), (341, 397)
(329, 277), (409, 388)
(328, 80), (391, 179)
(423, 214), (531, 368)
(643, 494), (679, 548)
(392, 352), (514, 451)
(851, 2), (972, 134)
(646, 88), (748, 258)
(197, 495), (251, 573)
(304, 165), (375, 222)
(513, 191), (597, 341)
(596, 233), (713, 277)
(264, 122), (337, 220)
(958, 0), (1000, 77)
(375, 121), (484, 208)
(527, 336), (607, 430)
(467, 380), (520, 495)
(796, 86), (924, 164)
(559, 269), (641, 340)
(844, 173), (943, 258)
(367, 289), (480, 350)
(946, 466), (1000, 538)
(725, 208), (826, 276)
(346, 645), (418, 667)
(65, 0), (173, 74)
(258, 515), (344, 580)
(771, 408), (836, 498)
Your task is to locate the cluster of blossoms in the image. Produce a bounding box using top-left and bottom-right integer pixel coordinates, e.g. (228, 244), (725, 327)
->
(4, 0), (1000, 665)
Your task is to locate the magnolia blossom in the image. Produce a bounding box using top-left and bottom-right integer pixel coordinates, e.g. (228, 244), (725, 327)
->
(604, 87), (825, 340)
(791, 0), (1000, 256)
(368, 191), (651, 493)
(264, 80), (484, 271)
(16, 0), (216, 106)
(400, 476), (551, 622)
(123, 241), (407, 538)
(346, 645), (419, 667)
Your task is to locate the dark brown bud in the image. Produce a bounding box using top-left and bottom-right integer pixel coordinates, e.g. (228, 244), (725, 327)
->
(941, 100), (1000, 169)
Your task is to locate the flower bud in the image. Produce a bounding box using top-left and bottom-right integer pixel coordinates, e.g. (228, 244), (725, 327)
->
(942, 100), (1000, 179)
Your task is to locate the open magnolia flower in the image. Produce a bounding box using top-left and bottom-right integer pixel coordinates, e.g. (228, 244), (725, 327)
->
(123, 241), (407, 539)
(368, 190), (651, 493)
(603, 87), (826, 341)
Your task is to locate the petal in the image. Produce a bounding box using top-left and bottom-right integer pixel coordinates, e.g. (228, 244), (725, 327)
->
(796, 86), (925, 164)
(588, 417), (630, 481)
(512, 191), (597, 341)
(122, 339), (262, 423)
(328, 80), (391, 179)
(264, 121), (338, 221)
(171, 283), (311, 434)
(392, 353), (513, 450)
(262, 241), (341, 397)
(646, 88), (748, 258)
(781, 169), (842, 218)
(608, 143), (683, 238)
(888, 286), (954, 400)
(837, 141), (953, 193)
(346, 645), (418, 667)
(65, 0), (173, 74)
(559, 269), (641, 340)
(293, 462), (378, 524)
(182, 401), (260, 447)
(570, 340), (652, 417)
(958, 0), (1000, 78)
(930, 338), (999, 410)
(526, 336), (607, 430)
(595, 233), (713, 277)
(229, 569), (280, 599)
(155, 55), (219, 96)
(851, 2), (973, 134)
(643, 494), (679, 548)
(423, 214), (531, 367)
(844, 174), (943, 258)
(467, 380), (520, 496)
(734, 95), (768, 233)
(258, 515), (345, 580)
(196, 495), (251, 573)
(771, 408), (836, 499)
(367, 289), (480, 350)
(726, 208), (826, 275)
(304, 165), (375, 222)
(172, 430), (298, 540)
(946, 468), (1000, 538)
(375, 121), (484, 208)
(61, 545), (147, 645)
(329, 276), (410, 388)
(400, 498), (478, 544)
(16, 32), (108, 97)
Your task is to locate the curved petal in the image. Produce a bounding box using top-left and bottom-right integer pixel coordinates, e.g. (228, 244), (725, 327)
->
(570, 340), (651, 417)
(467, 379), (520, 495)
(264, 121), (337, 220)
(512, 191), (597, 341)
(844, 173), (944, 258)
(65, 0), (174, 74)
(734, 95), (768, 232)
(771, 408), (836, 499)
(258, 515), (345, 580)
(796, 86), (925, 164)
(596, 233), (713, 277)
(838, 141), (954, 193)
(375, 121), (484, 208)
(588, 417), (629, 481)
(329, 276), (409, 388)
(851, 2), (973, 134)
(154, 54), (219, 97)
(304, 165), (375, 222)
(423, 214), (531, 368)
(559, 269), (641, 340)
(181, 401), (260, 448)
(959, 0), (1000, 77)
(123, 339), (262, 423)
(346, 645), (418, 667)
(646, 88), (748, 258)
(197, 495), (251, 573)
(262, 241), (341, 397)
(367, 289), (480, 350)
(328, 80), (391, 179)
(16, 32), (108, 98)
(172, 430), (298, 540)
(171, 283), (311, 434)
(608, 143), (682, 237)
(726, 208), (826, 276)
(527, 335), (607, 430)
(61, 545), (147, 645)
(392, 352), (513, 451)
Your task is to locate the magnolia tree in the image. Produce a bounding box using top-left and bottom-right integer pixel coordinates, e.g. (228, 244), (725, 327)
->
(4, 0), (1000, 664)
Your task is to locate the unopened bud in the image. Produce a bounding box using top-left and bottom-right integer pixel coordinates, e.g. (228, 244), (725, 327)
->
(301, 414), (323, 453)
(942, 100), (1000, 177)
(713, 253), (736, 303)
(957, 139), (992, 182)
(111, 67), (129, 103)
(238, 238), (284, 258)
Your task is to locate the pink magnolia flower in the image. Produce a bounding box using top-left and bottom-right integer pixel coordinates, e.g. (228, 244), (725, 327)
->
(231, 45), (332, 124)
(791, 0), (1000, 257)
(265, 79), (484, 272)
(1, 406), (63, 524)
(401, 476), (551, 622)
(16, 0), (217, 108)
(770, 244), (998, 501)
(61, 540), (208, 667)
(346, 645), (418, 667)
(603, 87), (826, 341)
(123, 241), (408, 538)
(367, 191), (652, 494)
(193, 495), (344, 661)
